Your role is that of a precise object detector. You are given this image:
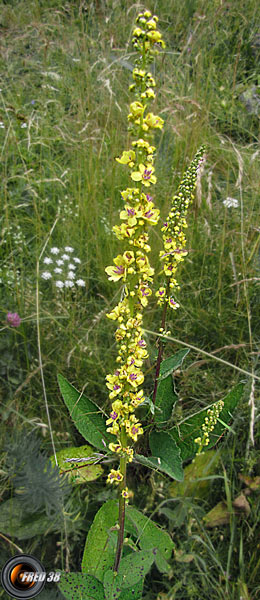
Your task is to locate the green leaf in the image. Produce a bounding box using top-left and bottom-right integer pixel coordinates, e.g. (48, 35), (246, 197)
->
(154, 350), (189, 427)
(103, 570), (124, 600)
(125, 506), (174, 574)
(149, 431), (184, 481)
(154, 376), (178, 427)
(168, 382), (244, 461)
(50, 444), (103, 484)
(118, 549), (156, 587)
(158, 349), (190, 381)
(58, 572), (105, 600)
(81, 499), (118, 582)
(118, 580), (143, 600)
(0, 498), (62, 540)
(58, 374), (116, 451)
(103, 570), (144, 600)
(104, 550), (155, 599)
(169, 449), (221, 499)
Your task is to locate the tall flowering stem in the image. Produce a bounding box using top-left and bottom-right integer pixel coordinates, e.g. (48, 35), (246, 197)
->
(104, 10), (165, 572)
(152, 146), (206, 405)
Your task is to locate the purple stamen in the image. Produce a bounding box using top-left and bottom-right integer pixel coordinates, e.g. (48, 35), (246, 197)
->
(131, 426), (139, 434)
(110, 410), (118, 420)
(114, 265), (124, 275)
(129, 373), (137, 381)
(113, 384), (120, 392)
(143, 169), (152, 180)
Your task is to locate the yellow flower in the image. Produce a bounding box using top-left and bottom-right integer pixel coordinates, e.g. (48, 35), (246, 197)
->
(141, 88), (155, 100)
(125, 415), (144, 441)
(144, 113), (164, 129)
(105, 251), (135, 282)
(129, 101), (145, 118)
(168, 298), (180, 310)
(116, 150), (136, 167)
(146, 18), (157, 30)
(133, 27), (143, 37)
(129, 389), (144, 408)
(107, 469), (124, 485)
(126, 367), (144, 388)
(121, 487), (130, 498)
(131, 164), (157, 187)
(109, 442), (122, 453)
(120, 205), (142, 227)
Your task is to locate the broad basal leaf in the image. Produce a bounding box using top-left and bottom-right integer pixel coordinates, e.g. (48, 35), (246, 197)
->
(168, 382), (244, 461)
(58, 374), (116, 451)
(58, 572), (105, 600)
(125, 505), (174, 574)
(81, 499), (118, 582)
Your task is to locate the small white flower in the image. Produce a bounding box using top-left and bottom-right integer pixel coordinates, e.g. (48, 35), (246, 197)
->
(62, 254), (70, 260)
(67, 271), (76, 279)
(43, 257), (53, 264)
(68, 263), (76, 270)
(76, 279), (85, 287)
(55, 280), (64, 288)
(65, 280), (74, 288)
(56, 259), (64, 266)
(73, 257), (81, 264)
(54, 267), (62, 274)
(0, 121), (5, 129)
(21, 123), (27, 128)
(50, 247), (60, 255)
(223, 197), (239, 208)
(64, 246), (74, 253)
(41, 271), (52, 280)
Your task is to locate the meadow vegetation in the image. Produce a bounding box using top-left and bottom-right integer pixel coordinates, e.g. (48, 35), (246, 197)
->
(0, 1), (259, 599)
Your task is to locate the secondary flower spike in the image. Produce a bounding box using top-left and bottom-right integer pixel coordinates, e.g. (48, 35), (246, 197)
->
(105, 9), (165, 490)
(156, 145), (206, 309)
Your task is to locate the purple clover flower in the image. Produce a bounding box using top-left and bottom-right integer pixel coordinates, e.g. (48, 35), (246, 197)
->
(6, 312), (21, 327)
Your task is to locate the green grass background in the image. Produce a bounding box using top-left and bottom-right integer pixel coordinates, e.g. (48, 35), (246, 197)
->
(0, 1), (259, 599)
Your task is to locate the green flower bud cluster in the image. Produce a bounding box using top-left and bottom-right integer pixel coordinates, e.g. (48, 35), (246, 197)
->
(156, 145), (206, 310)
(194, 399), (224, 454)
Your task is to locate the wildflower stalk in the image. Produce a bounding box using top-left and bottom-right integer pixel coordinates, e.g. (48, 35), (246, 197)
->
(153, 146), (206, 407)
(104, 10), (165, 572)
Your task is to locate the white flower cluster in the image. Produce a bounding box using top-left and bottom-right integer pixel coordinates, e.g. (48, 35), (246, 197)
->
(223, 197), (239, 208)
(41, 246), (85, 290)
